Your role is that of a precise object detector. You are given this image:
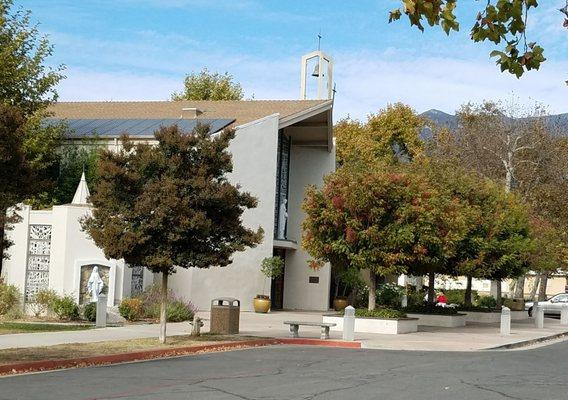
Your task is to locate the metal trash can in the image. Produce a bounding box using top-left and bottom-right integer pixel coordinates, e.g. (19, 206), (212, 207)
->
(210, 297), (240, 334)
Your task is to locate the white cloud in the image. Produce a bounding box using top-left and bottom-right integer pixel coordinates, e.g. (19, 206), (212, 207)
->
(55, 46), (568, 121)
(57, 70), (179, 101)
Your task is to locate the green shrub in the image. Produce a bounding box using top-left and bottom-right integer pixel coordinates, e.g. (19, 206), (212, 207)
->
(444, 289), (479, 306)
(146, 300), (195, 322)
(166, 300), (194, 322)
(119, 298), (144, 321)
(0, 281), (21, 316)
(51, 295), (79, 320)
(406, 290), (425, 307)
(403, 305), (458, 315)
(353, 308), (407, 319)
(29, 289), (58, 317)
(376, 283), (404, 308)
(137, 284), (197, 322)
(477, 295), (498, 309)
(83, 302), (97, 322)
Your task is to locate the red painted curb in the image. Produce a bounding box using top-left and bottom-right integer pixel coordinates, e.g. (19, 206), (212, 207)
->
(278, 338), (362, 348)
(0, 339), (280, 376)
(0, 337), (362, 376)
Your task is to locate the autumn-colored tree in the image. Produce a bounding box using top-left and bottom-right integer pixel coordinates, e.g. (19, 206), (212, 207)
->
(171, 68), (244, 101)
(428, 100), (568, 298)
(335, 103), (427, 165)
(389, 0), (556, 79)
(82, 125), (263, 343)
(302, 162), (469, 309)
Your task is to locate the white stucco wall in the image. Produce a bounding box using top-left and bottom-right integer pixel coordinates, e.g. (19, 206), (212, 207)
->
(1, 205), (33, 295)
(168, 114), (280, 311)
(283, 144), (335, 311)
(2, 204), (126, 309)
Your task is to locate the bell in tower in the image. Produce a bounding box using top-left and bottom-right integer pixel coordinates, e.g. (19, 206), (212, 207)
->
(300, 35), (333, 100)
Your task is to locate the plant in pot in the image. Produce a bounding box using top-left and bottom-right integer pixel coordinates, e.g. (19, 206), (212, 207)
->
(333, 267), (361, 311)
(254, 256), (284, 313)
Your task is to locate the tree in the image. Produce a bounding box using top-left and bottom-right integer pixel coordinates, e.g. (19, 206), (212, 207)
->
(55, 143), (101, 205)
(526, 217), (568, 301)
(82, 124), (263, 343)
(429, 100), (568, 298)
(171, 68), (244, 101)
(420, 157), (532, 306)
(0, 0), (65, 268)
(0, 105), (36, 259)
(0, 0), (65, 115)
(388, 0), (554, 79)
(335, 103), (426, 165)
(302, 162), (468, 310)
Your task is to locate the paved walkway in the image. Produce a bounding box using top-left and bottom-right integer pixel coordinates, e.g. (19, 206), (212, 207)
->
(1, 310), (567, 351)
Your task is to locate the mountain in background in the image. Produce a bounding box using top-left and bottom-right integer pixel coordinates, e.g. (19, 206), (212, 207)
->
(420, 109), (568, 137)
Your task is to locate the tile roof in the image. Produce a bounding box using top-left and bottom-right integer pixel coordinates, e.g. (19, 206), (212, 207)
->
(48, 100), (330, 127)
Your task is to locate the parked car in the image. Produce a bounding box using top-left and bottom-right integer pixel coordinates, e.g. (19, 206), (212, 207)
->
(525, 293), (568, 317)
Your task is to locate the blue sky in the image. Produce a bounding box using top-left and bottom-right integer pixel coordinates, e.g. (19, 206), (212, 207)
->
(19, 0), (568, 119)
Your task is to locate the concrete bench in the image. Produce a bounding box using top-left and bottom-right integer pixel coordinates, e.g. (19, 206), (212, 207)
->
(283, 321), (336, 340)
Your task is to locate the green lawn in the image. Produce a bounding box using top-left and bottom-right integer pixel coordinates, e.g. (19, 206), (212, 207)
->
(0, 322), (93, 335)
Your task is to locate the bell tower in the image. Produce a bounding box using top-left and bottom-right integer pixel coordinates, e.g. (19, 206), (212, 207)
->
(300, 35), (333, 100)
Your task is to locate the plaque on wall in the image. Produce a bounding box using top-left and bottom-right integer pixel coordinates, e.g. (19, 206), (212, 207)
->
(309, 276), (319, 284)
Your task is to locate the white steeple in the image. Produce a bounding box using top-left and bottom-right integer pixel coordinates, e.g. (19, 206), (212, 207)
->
(72, 171), (91, 205)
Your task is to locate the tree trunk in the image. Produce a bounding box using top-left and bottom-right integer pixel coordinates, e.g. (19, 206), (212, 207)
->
(514, 275), (526, 299)
(159, 272), (169, 344)
(538, 274), (548, 301)
(529, 275), (540, 301)
(428, 271), (435, 305)
(495, 281), (502, 307)
(464, 276), (473, 307)
(368, 272), (376, 311)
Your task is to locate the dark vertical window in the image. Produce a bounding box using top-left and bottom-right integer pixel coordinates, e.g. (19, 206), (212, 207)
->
(274, 130), (291, 239)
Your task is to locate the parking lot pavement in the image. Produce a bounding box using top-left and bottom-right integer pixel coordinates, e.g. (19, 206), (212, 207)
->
(2, 340), (568, 400)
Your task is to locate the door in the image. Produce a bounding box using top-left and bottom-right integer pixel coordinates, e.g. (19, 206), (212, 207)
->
(270, 249), (286, 310)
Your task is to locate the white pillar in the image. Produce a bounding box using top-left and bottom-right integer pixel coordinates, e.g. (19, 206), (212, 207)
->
(500, 306), (511, 335)
(401, 294), (408, 308)
(96, 294), (107, 328)
(343, 305), (355, 341)
(534, 305), (544, 329)
(561, 304), (568, 326)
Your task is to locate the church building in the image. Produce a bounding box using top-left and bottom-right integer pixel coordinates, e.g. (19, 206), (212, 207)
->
(2, 51), (336, 312)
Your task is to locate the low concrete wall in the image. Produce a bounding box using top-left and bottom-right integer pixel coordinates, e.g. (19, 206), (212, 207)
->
(406, 313), (466, 328)
(322, 315), (418, 335)
(511, 310), (529, 321)
(462, 311), (501, 324)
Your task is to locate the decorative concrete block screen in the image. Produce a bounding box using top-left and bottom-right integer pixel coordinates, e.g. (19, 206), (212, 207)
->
(24, 225), (52, 302)
(130, 266), (144, 296)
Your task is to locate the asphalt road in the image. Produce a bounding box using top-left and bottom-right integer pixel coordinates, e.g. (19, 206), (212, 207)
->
(1, 341), (567, 400)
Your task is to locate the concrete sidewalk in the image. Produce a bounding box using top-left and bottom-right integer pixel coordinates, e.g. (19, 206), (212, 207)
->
(1, 310), (567, 352)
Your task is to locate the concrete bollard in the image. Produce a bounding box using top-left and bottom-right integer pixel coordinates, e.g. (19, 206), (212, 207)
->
(534, 305), (544, 329)
(96, 294), (107, 328)
(500, 306), (511, 335)
(401, 294), (408, 308)
(343, 305), (355, 341)
(561, 304), (568, 326)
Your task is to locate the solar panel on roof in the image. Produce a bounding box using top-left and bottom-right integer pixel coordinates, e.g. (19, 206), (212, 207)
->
(42, 118), (235, 138)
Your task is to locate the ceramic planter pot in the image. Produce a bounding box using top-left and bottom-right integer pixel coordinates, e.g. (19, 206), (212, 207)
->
(333, 297), (349, 311)
(253, 297), (271, 313)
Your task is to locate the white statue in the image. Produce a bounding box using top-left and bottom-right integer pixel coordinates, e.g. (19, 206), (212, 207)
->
(278, 199), (288, 239)
(87, 266), (104, 303)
